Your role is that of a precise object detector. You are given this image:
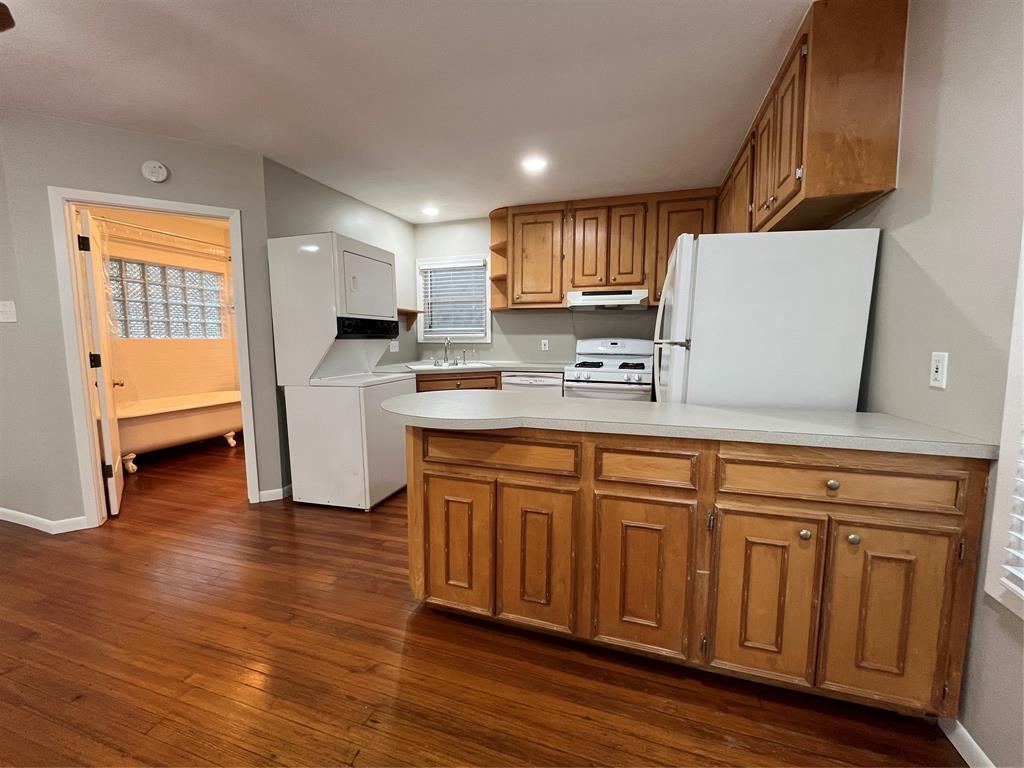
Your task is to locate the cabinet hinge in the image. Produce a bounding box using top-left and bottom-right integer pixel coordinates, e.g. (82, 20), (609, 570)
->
(89, 352), (102, 368)
(795, 165), (805, 180)
(958, 538), (966, 562)
(102, 463), (114, 479)
(941, 682), (949, 700)
(699, 633), (708, 655)
(801, 42), (809, 57)
(706, 510), (715, 531)
(77, 234), (91, 252)
(747, 203), (754, 213)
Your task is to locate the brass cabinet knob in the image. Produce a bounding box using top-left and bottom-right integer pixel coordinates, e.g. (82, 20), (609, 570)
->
(847, 533), (862, 545)
(611, 276), (617, 282)
(455, 381), (462, 388)
(825, 479), (841, 491)
(799, 529), (812, 540)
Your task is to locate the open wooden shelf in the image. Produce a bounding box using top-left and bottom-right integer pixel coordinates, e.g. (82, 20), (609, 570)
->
(490, 239), (508, 255)
(397, 307), (421, 331)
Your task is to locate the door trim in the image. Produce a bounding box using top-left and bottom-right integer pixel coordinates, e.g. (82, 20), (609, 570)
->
(48, 186), (261, 529)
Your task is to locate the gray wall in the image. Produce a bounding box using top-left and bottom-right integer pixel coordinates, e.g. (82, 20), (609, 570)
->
(414, 218), (657, 362)
(0, 109), (285, 521)
(842, 1), (1023, 764)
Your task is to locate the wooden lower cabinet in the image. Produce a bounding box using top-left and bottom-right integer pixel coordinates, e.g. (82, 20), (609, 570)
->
(424, 474), (495, 614)
(819, 521), (957, 711)
(416, 371), (501, 392)
(497, 484), (577, 633)
(407, 428), (990, 717)
(710, 508), (826, 686)
(592, 494), (693, 658)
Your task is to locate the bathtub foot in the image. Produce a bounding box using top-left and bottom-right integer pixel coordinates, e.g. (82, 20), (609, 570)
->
(123, 453), (138, 474)
(223, 432), (237, 448)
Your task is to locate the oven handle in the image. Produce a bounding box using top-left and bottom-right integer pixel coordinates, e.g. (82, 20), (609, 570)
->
(563, 381), (652, 393)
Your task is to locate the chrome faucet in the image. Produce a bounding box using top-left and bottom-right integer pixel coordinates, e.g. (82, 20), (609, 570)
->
(444, 336), (452, 365)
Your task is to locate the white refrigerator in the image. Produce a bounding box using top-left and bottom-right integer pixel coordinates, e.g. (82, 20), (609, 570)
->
(653, 229), (879, 410)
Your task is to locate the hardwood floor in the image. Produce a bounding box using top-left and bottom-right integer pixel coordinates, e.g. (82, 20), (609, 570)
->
(0, 440), (964, 767)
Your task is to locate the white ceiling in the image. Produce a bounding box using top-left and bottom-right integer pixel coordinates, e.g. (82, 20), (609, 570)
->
(1, 0), (809, 223)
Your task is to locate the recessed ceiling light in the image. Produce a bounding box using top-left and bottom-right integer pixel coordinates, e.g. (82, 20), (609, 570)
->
(521, 155), (548, 174)
(422, 205), (439, 216)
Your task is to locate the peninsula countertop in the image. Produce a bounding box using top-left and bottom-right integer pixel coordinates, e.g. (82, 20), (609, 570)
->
(381, 390), (998, 459)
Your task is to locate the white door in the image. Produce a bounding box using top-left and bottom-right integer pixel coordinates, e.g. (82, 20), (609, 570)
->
(78, 211), (124, 518)
(685, 229), (879, 410)
(653, 234), (695, 403)
(340, 250), (396, 319)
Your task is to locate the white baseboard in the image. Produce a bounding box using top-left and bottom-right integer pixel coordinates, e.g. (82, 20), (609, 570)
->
(258, 484), (292, 503)
(0, 506), (92, 535)
(940, 719), (995, 768)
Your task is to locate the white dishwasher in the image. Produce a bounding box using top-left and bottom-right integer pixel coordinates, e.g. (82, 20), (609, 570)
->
(500, 372), (564, 397)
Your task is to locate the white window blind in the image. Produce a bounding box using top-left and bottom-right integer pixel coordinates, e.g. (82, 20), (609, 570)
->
(417, 257), (489, 342)
(1003, 418), (1024, 601)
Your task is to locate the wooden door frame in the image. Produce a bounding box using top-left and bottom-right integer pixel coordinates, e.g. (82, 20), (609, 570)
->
(48, 187), (260, 530)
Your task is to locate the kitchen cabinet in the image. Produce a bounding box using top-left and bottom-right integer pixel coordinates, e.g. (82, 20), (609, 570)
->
(497, 484), (577, 633)
(406, 427), (989, 716)
(744, 0), (907, 231)
(608, 203), (646, 286)
(424, 474), (495, 614)
(710, 507), (826, 686)
(593, 494), (694, 658)
(510, 208), (566, 306)
(716, 140), (754, 234)
(569, 207), (608, 288)
(650, 194), (716, 303)
(819, 521), (957, 710)
(416, 371), (502, 392)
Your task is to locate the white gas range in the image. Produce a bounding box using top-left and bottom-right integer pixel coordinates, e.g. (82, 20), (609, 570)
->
(563, 338), (654, 401)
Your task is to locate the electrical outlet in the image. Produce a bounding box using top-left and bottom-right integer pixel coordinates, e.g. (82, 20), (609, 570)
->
(388, 340), (400, 353)
(0, 300), (16, 323)
(541, 338), (549, 351)
(929, 352), (948, 389)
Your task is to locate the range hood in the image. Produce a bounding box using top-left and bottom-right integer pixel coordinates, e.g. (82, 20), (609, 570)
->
(566, 288), (649, 310)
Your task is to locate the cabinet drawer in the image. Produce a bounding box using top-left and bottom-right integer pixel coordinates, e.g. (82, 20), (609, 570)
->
(416, 372), (501, 392)
(423, 432), (580, 477)
(595, 444), (698, 489)
(717, 457), (967, 514)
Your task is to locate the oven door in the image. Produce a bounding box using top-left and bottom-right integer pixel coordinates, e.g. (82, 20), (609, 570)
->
(563, 381), (652, 401)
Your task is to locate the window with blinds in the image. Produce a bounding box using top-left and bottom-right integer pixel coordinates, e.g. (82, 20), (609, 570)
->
(1003, 421), (1024, 602)
(416, 257), (490, 342)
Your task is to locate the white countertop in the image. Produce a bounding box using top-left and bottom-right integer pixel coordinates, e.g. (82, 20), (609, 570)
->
(381, 390), (997, 459)
(374, 360), (572, 374)
(311, 371), (415, 387)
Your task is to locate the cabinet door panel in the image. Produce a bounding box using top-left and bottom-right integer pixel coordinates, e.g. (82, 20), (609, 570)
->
(570, 207), (608, 288)
(511, 210), (564, 305)
(717, 142), (753, 234)
(771, 40), (806, 213)
(425, 475), (495, 614)
(497, 485), (576, 632)
(651, 198), (714, 302)
(752, 104), (775, 230)
(608, 203), (646, 286)
(593, 495), (693, 657)
(820, 522), (956, 710)
(710, 509), (825, 685)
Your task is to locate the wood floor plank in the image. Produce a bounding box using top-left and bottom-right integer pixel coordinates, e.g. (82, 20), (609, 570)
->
(0, 439), (965, 767)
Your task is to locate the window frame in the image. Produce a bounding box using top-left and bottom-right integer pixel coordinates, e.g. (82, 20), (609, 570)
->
(415, 254), (492, 344)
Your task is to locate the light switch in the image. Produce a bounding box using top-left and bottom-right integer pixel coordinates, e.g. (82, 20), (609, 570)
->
(0, 300), (16, 323)
(541, 339), (549, 351)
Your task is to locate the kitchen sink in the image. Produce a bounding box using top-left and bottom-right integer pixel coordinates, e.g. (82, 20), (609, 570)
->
(406, 361), (493, 371)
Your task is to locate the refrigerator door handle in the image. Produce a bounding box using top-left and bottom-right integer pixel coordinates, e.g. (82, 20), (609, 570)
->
(653, 340), (691, 348)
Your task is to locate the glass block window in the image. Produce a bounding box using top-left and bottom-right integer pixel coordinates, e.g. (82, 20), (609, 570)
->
(106, 258), (225, 339)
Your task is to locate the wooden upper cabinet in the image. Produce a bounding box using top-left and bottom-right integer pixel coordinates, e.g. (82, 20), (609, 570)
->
(650, 195), (715, 303)
(740, 0), (907, 231)
(769, 39), (806, 213)
(710, 508), (826, 687)
(497, 484), (577, 633)
(510, 208), (565, 306)
(716, 139), (754, 234)
(607, 203), (646, 286)
(570, 207), (608, 288)
(819, 521), (957, 711)
(752, 94), (777, 230)
(424, 475), (495, 615)
(593, 494), (694, 658)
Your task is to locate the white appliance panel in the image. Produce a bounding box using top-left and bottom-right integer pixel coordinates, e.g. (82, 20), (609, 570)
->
(654, 234), (695, 403)
(563, 381), (652, 401)
(285, 386), (366, 508)
(339, 249), (396, 320)
(362, 377), (416, 507)
(501, 372), (564, 396)
(684, 229), (878, 409)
